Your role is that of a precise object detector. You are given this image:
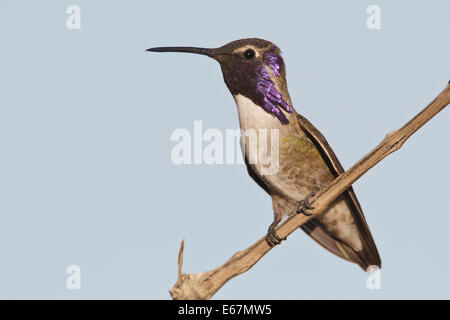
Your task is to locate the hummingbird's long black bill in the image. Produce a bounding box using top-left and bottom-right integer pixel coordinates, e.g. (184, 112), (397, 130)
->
(146, 46), (213, 57)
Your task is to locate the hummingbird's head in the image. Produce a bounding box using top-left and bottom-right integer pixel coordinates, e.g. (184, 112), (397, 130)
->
(147, 38), (293, 124)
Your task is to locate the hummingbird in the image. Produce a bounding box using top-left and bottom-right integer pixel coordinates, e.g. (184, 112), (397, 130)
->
(147, 38), (381, 271)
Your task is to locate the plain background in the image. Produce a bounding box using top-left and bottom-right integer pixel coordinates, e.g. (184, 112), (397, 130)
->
(0, 0), (449, 299)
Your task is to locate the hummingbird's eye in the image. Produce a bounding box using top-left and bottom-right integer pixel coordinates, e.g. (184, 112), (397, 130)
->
(243, 49), (255, 59)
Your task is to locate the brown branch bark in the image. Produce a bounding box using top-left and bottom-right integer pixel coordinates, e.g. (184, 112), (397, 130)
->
(169, 81), (450, 300)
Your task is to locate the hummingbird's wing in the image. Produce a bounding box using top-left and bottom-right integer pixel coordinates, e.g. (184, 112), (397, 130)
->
(295, 114), (381, 270)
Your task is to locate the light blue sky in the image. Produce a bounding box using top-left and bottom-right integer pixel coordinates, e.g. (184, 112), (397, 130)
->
(0, 1), (449, 299)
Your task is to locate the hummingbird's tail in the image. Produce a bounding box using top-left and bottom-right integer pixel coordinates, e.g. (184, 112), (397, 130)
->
(301, 190), (381, 272)
(301, 219), (381, 271)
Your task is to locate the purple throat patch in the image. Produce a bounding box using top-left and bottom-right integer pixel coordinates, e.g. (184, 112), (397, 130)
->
(256, 46), (293, 124)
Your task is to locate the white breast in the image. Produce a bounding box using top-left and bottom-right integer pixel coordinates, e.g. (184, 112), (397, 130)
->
(233, 94), (307, 201)
(233, 94), (280, 132)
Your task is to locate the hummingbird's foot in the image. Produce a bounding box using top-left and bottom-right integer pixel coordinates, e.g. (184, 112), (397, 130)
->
(296, 193), (315, 216)
(266, 222), (286, 247)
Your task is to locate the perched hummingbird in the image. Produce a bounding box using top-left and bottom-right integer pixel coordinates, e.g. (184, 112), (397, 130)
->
(147, 38), (381, 271)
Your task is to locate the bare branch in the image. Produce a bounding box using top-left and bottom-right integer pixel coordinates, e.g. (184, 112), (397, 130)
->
(170, 82), (450, 300)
